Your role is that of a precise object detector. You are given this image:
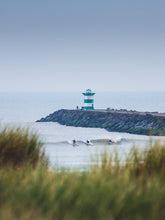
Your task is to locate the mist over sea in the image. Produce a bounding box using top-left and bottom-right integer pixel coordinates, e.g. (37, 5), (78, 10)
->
(0, 91), (165, 169)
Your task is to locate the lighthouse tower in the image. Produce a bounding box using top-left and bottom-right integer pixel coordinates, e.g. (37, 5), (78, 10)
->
(82, 89), (95, 110)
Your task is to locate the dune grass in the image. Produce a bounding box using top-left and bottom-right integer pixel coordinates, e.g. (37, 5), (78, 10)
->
(0, 127), (48, 168)
(0, 126), (165, 219)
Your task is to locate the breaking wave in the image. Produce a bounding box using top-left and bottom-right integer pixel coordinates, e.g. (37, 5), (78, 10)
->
(44, 138), (129, 146)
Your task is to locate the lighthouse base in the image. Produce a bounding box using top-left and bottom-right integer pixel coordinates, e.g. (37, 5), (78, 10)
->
(83, 106), (94, 110)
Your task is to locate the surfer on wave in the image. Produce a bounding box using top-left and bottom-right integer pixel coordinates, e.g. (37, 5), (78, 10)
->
(109, 139), (113, 144)
(86, 140), (90, 145)
(72, 139), (78, 147)
(86, 140), (93, 145)
(72, 140), (79, 146)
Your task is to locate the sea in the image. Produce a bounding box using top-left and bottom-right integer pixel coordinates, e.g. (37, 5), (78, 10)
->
(0, 91), (165, 170)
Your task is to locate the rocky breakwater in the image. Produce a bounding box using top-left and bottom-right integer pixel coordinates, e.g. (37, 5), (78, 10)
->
(37, 109), (165, 135)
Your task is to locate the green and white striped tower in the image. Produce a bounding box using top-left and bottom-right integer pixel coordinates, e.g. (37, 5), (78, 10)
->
(82, 89), (95, 110)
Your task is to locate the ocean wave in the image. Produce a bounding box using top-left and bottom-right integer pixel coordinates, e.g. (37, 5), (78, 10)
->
(44, 138), (128, 146)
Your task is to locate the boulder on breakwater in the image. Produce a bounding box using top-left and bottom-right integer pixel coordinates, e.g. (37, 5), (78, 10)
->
(37, 109), (165, 136)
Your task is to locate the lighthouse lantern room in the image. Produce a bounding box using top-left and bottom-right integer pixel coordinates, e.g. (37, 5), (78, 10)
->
(82, 89), (95, 110)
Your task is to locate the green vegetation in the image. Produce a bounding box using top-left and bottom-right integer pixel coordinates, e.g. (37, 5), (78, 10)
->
(0, 127), (48, 168)
(0, 126), (165, 219)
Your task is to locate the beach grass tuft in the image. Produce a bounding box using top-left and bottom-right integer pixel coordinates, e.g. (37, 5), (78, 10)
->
(0, 127), (48, 168)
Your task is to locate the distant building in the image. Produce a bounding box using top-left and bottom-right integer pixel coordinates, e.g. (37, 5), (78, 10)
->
(82, 89), (95, 110)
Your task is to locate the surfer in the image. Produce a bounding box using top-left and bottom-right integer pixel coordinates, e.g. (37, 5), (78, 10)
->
(86, 140), (90, 145)
(72, 140), (79, 146)
(73, 139), (76, 146)
(109, 139), (113, 144)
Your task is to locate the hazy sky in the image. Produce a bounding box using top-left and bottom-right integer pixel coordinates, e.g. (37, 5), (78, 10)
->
(0, 0), (165, 92)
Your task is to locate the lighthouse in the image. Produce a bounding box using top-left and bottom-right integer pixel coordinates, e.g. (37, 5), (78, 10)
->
(82, 89), (95, 110)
